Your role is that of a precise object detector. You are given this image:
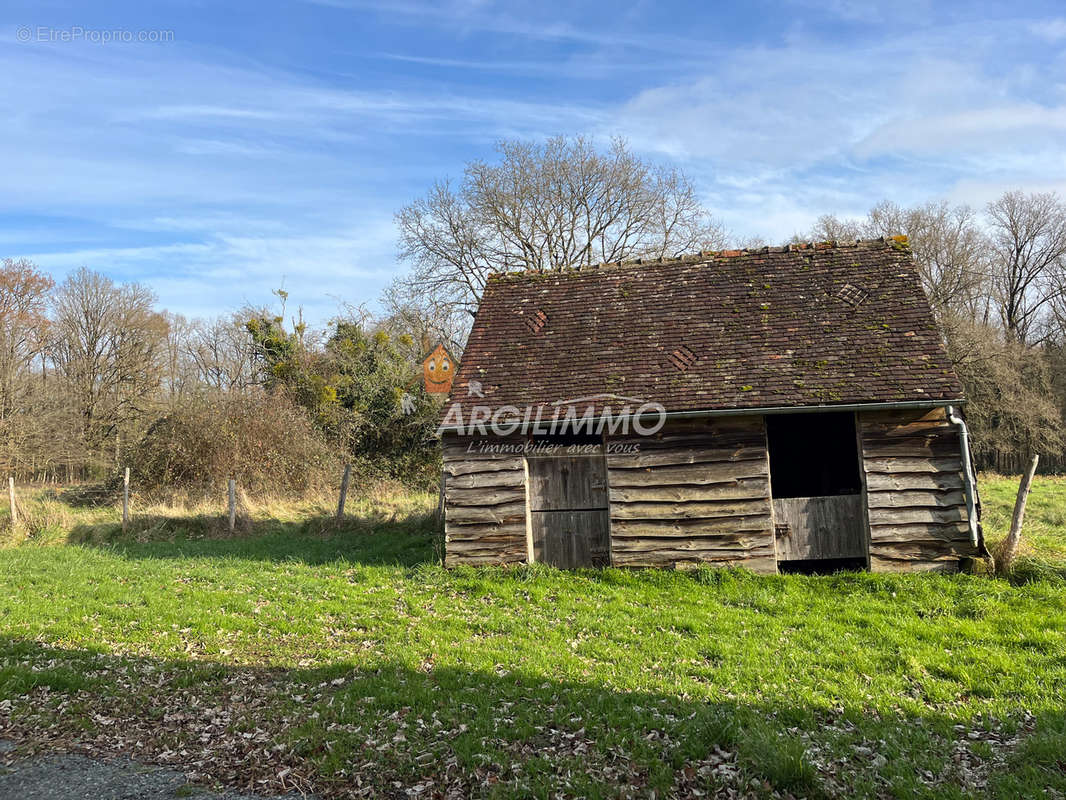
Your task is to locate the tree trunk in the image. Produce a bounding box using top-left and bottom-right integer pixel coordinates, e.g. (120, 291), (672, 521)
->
(998, 454), (1039, 574)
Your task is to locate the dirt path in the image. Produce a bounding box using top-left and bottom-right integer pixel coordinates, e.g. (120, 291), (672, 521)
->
(0, 741), (312, 800)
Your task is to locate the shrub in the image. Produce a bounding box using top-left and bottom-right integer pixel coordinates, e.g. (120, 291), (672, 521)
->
(127, 391), (341, 497)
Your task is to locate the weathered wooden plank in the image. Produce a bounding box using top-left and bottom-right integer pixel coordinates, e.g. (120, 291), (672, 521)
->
(611, 498), (770, 520)
(445, 502), (526, 525)
(622, 416), (765, 437)
(610, 535), (773, 552)
(865, 472), (964, 492)
(772, 495), (867, 560)
(867, 506), (967, 525)
(443, 458), (525, 477)
(445, 523), (527, 543)
(860, 438), (960, 459)
(859, 419), (954, 437)
(442, 434), (528, 452)
(869, 541), (974, 560)
(445, 538), (526, 554)
(445, 549), (527, 566)
(444, 537), (526, 553)
(445, 486), (526, 507)
(869, 520), (971, 538)
(859, 408), (948, 426)
(866, 489), (966, 509)
(445, 470), (526, 489)
(610, 516), (772, 537)
(609, 477), (769, 504)
(609, 431), (765, 451)
(611, 550), (778, 573)
(444, 518), (526, 534)
(442, 443), (526, 460)
(868, 530), (974, 546)
(868, 556), (960, 573)
(862, 457), (962, 475)
(607, 461), (769, 487)
(605, 447), (766, 469)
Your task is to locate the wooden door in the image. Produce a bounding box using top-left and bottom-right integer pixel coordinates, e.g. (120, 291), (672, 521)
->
(772, 495), (867, 560)
(527, 449), (610, 568)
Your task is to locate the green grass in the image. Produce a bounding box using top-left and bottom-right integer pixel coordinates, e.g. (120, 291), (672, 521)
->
(980, 472), (1066, 572)
(0, 476), (1063, 798)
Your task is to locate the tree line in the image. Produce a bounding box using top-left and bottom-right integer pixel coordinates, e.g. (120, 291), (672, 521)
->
(3, 136), (1065, 492)
(395, 137), (1066, 473)
(0, 263), (441, 492)
(801, 192), (1066, 471)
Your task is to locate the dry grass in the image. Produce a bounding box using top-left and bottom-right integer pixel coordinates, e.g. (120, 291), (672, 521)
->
(1, 480), (436, 548)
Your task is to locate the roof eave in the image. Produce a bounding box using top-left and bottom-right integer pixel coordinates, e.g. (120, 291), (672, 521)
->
(436, 398), (967, 434)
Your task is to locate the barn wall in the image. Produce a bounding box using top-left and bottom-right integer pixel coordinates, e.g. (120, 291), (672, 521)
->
(442, 434), (529, 566)
(858, 408), (979, 572)
(605, 417), (777, 573)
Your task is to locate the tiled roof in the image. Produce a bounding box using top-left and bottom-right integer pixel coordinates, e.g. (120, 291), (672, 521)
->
(447, 239), (965, 416)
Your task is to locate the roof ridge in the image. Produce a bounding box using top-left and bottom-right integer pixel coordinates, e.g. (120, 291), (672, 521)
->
(487, 236), (907, 281)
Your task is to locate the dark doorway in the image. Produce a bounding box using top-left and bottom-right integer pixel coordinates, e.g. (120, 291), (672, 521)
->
(765, 412), (867, 563)
(766, 412), (862, 497)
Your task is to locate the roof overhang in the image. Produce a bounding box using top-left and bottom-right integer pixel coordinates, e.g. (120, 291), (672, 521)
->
(659, 398), (966, 420)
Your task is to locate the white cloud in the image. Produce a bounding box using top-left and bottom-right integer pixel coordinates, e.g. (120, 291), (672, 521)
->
(854, 104), (1066, 159)
(1030, 18), (1066, 41)
(605, 20), (1066, 242)
(4, 7), (1066, 313)
(23, 219), (399, 321)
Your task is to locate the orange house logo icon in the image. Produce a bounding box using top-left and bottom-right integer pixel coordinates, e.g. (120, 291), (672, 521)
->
(423, 344), (456, 396)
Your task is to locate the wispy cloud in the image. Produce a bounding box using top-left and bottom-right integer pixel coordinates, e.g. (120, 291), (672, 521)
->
(1030, 17), (1066, 40)
(2, 1), (1065, 320)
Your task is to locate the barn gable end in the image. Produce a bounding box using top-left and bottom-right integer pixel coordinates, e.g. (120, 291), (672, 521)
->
(859, 407), (976, 571)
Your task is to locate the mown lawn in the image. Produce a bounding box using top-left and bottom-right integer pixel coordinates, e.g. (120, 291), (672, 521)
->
(0, 477), (1063, 799)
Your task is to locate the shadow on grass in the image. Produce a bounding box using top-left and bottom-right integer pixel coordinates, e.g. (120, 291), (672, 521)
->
(0, 637), (1063, 799)
(67, 511), (440, 568)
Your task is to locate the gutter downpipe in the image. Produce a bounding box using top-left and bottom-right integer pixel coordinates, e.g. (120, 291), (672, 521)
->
(946, 405), (980, 548)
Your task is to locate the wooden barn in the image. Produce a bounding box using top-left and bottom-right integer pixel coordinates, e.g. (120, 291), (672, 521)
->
(439, 239), (986, 574)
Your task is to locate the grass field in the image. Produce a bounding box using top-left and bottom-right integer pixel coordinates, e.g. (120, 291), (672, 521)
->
(0, 476), (1063, 798)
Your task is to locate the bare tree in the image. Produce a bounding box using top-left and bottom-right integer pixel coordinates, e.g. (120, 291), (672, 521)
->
(185, 313), (259, 393)
(802, 201), (990, 318)
(0, 258), (54, 473)
(868, 201), (990, 318)
(986, 190), (1066, 344)
(397, 136), (727, 315)
(49, 268), (169, 456)
(803, 213), (867, 243)
(381, 279), (470, 356)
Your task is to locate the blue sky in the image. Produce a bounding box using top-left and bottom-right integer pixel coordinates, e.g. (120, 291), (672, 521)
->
(2, 0), (1066, 323)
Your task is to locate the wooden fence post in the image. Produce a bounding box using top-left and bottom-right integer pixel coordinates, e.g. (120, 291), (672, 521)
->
(228, 479), (236, 533)
(336, 463), (351, 522)
(7, 477), (15, 527)
(998, 454), (1040, 573)
(122, 467), (130, 534)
